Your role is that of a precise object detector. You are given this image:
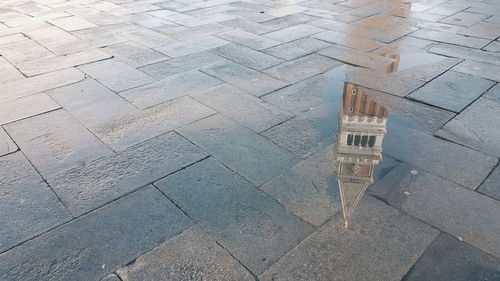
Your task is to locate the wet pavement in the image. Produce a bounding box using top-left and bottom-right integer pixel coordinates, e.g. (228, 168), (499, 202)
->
(1, 0), (500, 280)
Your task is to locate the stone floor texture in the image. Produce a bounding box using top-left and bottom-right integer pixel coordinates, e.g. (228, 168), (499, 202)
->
(0, 0), (500, 280)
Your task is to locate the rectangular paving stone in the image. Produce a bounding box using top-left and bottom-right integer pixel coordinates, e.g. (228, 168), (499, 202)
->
(155, 158), (314, 274)
(118, 26), (177, 48)
(48, 16), (97, 31)
(0, 39), (54, 64)
(369, 164), (500, 259)
(0, 57), (23, 83)
(177, 114), (299, 186)
(402, 233), (500, 281)
(191, 84), (293, 132)
(0, 33), (26, 45)
(220, 17), (279, 34)
(155, 35), (229, 58)
(458, 22), (500, 40)
(0, 127), (16, 156)
(116, 226), (254, 281)
(173, 13), (236, 27)
(259, 196), (439, 281)
(263, 53), (341, 83)
(216, 29), (281, 50)
(262, 37), (331, 60)
(78, 59), (155, 92)
(266, 5), (309, 17)
(211, 43), (283, 70)
(397, 56), (461, 82)
(0, 152), (71, 253)
(202, 61), (288, 97)
(101, 41), (168, 68)
(318, 45), (396, 70)
(0, 94), (60, 125)
(483, 83), (500, 102)
(261, 13), (319, 28)
(263, 24), (324, 43)
(429, 43), (500, 65)
(439, 11), (489, 27)
(313, 30), (384, 51)
(48, 132), (207, 216)
(5, 110), (112, 178)
(0, 186), (192, 281)
(47, 79), (138, 127)
(23, 26), (79, 49)
(479, 165), (500, 201)
(452, 60), (500, 82)
(90, 96), (215, 150)
(225, 8), (276, 23)
(408, 71), (494, 112)
(436, 98), (500, 157)
(119, 70), (222, 109)
(411, 29), (490, 49)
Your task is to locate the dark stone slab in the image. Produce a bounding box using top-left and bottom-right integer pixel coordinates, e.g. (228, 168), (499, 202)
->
(155, 158), (314, 275)
(0, 186), (192, 281)
(48, 132), (208, 216)
(479, 166), (500, 201)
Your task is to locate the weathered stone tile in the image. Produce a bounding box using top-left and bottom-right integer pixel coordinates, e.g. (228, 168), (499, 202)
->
(484, 40), (500, 52)
(101, 41), (168, 68)
(0, 127), (16, 156)
(353, 13), (405, 28)
(0, 152), (71, 253)
(263, 24), (324, 43)
(402, 233), (500, 281)
(439, 11), (489, 27)
(266, 5), (309, 17)
(263, 37), (331, 60)
(436, 98), (500, 157)
(305, 9), (359, 23)
(78, 59), (155, 92)
(117, 26), (177, 48)
(177, 114), (299, 186)
(318, 45), (395, 70)
(201, 61), (288, 97)
(184, 5), (235, 17)
(429, 43), (500, 65)
(91, 96), (215, 150)
(0, 94), (60, 125)
(261, 105), (336, 159)
(479, 165), (500, 201)
(225, 8), (276, 23)
(261, 13), (319, 28)
(426, 2), (469, 16)
(46, 79), (137, 127)
(191, 84), (292, 132)
(483, 83), (500, 102)
(211, 43), (283, 70)
(0, 186), (192, 280)
(0, 39), (54, 64)
(116, 226), (254, 281)
(0, 57), (23, 83)
(5, 110), (112, 178)
(100, 274), (120, 281)
(263, 54), (341, 83)
(155, 35), (229, 58)
(409, 71), (494, 112)
(48, 132), (207, 216)
(216, 29), (280, 50)
(313, 30), (384, 51)
(411, 29), (490, 49)
(220, 17), (278, 34)
(383, 122), (497, 189)
(23, 26), (79, 49)
(452, 60), (500, 82)
(155, 158), (313, 274)
(48, 16), (97, 31)
(166, 23), (230, 40)
(119, 70), (222, 109)
(369, 164), (500, 258)
(458, 22), (500, 40)
(363, 22), (419, 43)
(0, 33), (26, 45)
(259, 196), (439, 281)
(397, 56), (462, 82)
(173, 13), (235, 27)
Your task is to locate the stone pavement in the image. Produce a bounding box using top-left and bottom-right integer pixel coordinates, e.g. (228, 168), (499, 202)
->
(0, 0), (500, 280)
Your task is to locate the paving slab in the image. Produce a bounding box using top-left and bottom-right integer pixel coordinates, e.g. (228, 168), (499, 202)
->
(408, 71), (494, 112)
(211, 43), (284, 70)
(263, 24), (324, 43)
(0, 37), (54, 64)
(48, 16), (97, 31)
(436, 97), (500, 157)
(220, 17), (278, 34)
(101, 41), (168, 68)
(155, 35), (229, 58)
(0, 186), (192, 281)
(216, 29), (280, 50)
(458, 22), (500, 40)
(313, 30), (384, 51)
(452, 60), (500, 82)
(429, 43), (500, 65)
(0, 94), (60, 125)
(0, 57), (22, 84)
(116, 226), (254, 281)
(439, 11), (489, 27)
(0, 127), (16, 156)
(479, 165), (500, 201)
(167, 23), (230, 40)
(318, 45), (395, 70)
(100, 274), (120, 281)
(402, 233), (500, 281)
(262, 37), (331, 60)
(177, 114), (299, 186)
(411, 28), (490, 49)
(483, 83), (500, 103)
(0, 152), (71, 253)
(397, 56), (461, 81)
(23, 26), (79, 49)
(259, 196), (439, 281)
(155, 158), (314, 274)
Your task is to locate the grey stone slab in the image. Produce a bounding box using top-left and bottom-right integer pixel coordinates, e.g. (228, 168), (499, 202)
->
(0, 186), (192, 281)
(266, 5), (309, 17)
(0, 57), (23, 83)
(48, 16), (97, 31)
(101, 274), (120, 281)
(384, 122), (497, 189)
(0, 68), (85, 102)
(4, 110), (112, 178)
(313, 30), (384, 52)
(261, 105), (337, 159)
(101, 41), (169, 68)
(177, 114), (299, 186)
(408, 71), (494, 112)
(211, 43), (283, 70)
(439, 11), (489, 27)
(220, 17), (278, 34)
(261, 13), (319, 28)
(90, 96), (215, 150)
(116, 226), (254, 281)
(458, 22), (500, 40)
(263, 53), (341, 83)
(173, 13), (236, 27)
(436, 98), (500, 157)
(263, 24), (324, 43)
(0, 33), (27, 45)
(139, 51), (227, 79)
(0, 152), (71, 253)
(119, 70), (222, 109)
(484, 40), (500, 53)
(369, 164), (500, 258)
(166, 23), (231, 40)
(318, 45), (396, 70)
(117, 26), (177, 48)
(305, 8), (359, 23)
(155, 158), (314, 274)
(397, 56), (462, 82)
(0, 94), (60, 125)
(201, 61), (288, 97)
(402, 233), (500, 281)
(225, 8), (277, 23)
(216, 29), (280, 50)
(452, 60), (500, 82)
(155, 35), (229, 58)
(262, 37), (331, 60)
(47, 79), (138, 127)
(483, 83), (500, 102)
(411, 29), (490, 49)
(78, 59), (155, 92)
(259, 196), (439, 281)
(191, 84), (292, 132)
(48, 132), (207, 216)
(479, 165), (500, 201)
(429, 43), (500, 65)
(0, 127), (16, 156)
(23, 26), (79, 49)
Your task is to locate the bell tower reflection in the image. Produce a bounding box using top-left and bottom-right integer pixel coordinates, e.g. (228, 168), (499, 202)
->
(335, 83), (388, 228)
